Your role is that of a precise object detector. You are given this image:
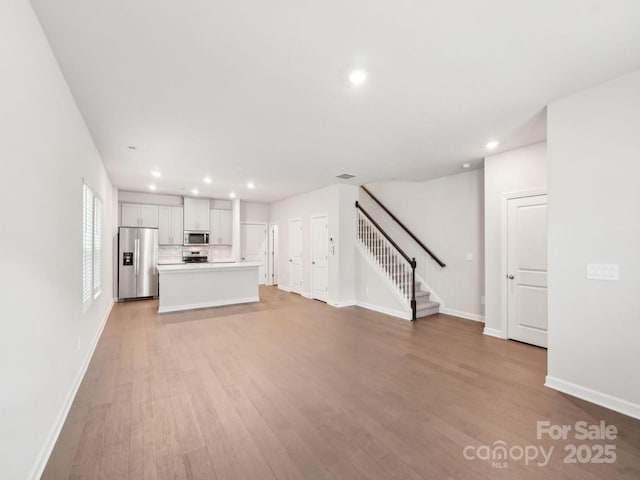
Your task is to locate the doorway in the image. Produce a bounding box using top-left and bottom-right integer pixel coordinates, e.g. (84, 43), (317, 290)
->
(506, 194), (548, 348)
(311, 215), (328, 302)
(241, 223), (268, 285)
(288, 218), (303, 294)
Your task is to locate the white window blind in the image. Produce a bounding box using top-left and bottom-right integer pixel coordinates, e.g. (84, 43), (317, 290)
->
(82, 184), (94, 305)
(93, 196), (102, 296)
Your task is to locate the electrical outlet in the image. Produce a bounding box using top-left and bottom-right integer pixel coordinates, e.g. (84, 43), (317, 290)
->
(586, 264), (619, 281)
(466, 252), (473, 261)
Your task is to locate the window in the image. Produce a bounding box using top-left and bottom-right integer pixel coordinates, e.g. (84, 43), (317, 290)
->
(93, 196), (102, 296)
(82, 183), (102, 308)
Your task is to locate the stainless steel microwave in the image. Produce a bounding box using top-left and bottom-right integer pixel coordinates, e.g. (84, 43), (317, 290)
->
(184, 231), (209, 246)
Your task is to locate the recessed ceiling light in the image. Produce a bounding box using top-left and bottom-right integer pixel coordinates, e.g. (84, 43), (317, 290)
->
(203, 176), (212, 184)
(349, 70), (367, 85)
(247, 181), (255, 189)
(192, 188), (199, 195)
(461, 163), (471, 169)
(148, 184), (157, 191)
(229, 192), (236, 198)
(486, 140), (500, 150)
(151, 170), (161, 178)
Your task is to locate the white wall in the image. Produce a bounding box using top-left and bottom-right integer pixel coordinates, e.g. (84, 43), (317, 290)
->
(211, 199), (232, 210)
(269, 184), (357, 305)
(0, 1), (116, 478)
(118, 190), (183, 207)
(230, 198), (241, 261)
(546, 69), (640, 418)
(241, 201), (270, 223)
(355, 251), (409, 319)
(483, 142), (547, 336)
(361, 170), (484, 320)
(337, 185), (359, 303)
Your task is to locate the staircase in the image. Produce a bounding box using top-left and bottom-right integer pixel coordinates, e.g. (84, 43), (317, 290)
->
(357, 203), (440, 320)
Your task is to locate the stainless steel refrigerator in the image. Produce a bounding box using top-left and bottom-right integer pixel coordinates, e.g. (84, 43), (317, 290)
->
(118, 227), (159, 300)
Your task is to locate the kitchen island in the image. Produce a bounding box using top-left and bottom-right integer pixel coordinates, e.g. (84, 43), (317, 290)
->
(157, 262), (261, 313)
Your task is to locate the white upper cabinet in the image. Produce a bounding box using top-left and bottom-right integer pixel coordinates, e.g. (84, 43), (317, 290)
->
(158, 206), (183, 245)
(121, 203), (139, 227)
(210, 209), (232, 245)
(121, 203), (159, 228)
(139, 204), (159, 227)
(219, 209), (232, 245)
(183, 197), (210, 231)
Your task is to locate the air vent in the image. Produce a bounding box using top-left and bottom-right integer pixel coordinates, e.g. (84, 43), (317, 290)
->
(336, 173), (356, 180)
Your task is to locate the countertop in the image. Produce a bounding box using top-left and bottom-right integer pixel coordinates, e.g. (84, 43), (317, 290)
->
(157, 262), (262, 272)
(158, 258), (236, 266)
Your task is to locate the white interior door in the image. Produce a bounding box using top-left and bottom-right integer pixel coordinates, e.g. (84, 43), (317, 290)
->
(288, 219), (303, 294)
(311, 216), (328, 302)
(507, 194), (548, 348)
(241, 223), (267, 285)
(269, 225), (279, 286)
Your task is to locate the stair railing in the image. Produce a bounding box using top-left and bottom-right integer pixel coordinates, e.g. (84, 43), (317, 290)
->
(356, 201), (417, 320)
(361, 186), (446, 268)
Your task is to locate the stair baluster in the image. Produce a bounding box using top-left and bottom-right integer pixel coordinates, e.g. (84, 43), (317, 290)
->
(356, 203), (417, 320)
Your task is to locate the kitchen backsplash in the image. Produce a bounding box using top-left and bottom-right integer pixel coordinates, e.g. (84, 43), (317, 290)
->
(158, 245), (233, 263)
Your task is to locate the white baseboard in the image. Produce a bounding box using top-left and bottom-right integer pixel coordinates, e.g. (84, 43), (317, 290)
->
(29, 300), (114, 480)
(277, 284), (291, 293)
(158, 296), (259, 313)
(355, 300), (412, 321)
(440, 308), (485, 323)
(328, 299), (356, 308)
(301, 291), (312, 299)
(483, 327), (506, 339)
(545, 376), (640, 420)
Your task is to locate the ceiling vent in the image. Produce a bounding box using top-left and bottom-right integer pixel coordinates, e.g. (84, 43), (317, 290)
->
(336, 173), (356, 180)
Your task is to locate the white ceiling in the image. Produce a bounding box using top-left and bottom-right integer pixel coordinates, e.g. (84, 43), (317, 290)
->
(31, 0), (640, 202)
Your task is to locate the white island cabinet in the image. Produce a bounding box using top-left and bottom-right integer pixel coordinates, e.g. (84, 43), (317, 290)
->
(157, 262), (260, 313)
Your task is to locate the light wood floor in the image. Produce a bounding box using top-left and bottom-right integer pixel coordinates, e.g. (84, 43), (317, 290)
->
(43, 286), (640, 479)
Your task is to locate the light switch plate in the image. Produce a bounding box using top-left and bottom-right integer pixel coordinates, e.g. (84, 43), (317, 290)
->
(586, 264), (619, 281)
(466, 252), (473, 261)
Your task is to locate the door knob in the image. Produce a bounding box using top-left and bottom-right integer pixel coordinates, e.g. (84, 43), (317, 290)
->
(507, 274), (514, 280)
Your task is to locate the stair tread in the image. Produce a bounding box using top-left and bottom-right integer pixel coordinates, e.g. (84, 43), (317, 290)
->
(416, 300), (439, 309)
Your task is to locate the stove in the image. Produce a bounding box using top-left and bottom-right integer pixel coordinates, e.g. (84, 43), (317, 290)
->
(182, 250), (209, 263)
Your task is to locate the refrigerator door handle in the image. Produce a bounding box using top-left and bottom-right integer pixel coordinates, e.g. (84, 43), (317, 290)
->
(135, 239), (139, 276)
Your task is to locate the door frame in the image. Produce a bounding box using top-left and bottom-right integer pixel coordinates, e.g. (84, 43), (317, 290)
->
(288, 217), (303, 294)
(311, 213), (329, 302)
(240, 221), (268, 284)
(268, 223), (279, 286)
(500, 188), (547, 339)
